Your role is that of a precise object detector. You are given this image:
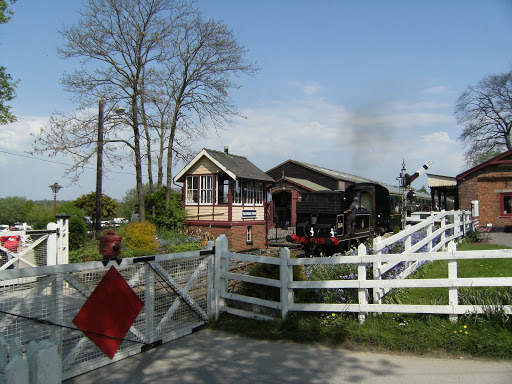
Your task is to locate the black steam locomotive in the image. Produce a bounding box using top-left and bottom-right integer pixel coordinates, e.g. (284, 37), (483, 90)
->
(286, 182), (430, 256)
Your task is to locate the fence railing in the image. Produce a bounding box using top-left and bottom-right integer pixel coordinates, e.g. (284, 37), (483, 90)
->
(371, 210), (473, 301)
(214, 216), (512, 323)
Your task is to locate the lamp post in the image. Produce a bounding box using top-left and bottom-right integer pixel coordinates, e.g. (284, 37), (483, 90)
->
(49, 182), (63, 217)
(95, 98), (125, 234)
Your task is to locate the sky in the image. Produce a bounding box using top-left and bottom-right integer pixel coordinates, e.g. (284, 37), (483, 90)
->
(1, 0), (512, 202)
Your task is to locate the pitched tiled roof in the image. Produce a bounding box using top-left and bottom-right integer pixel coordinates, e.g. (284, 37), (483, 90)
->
(268, 159), (376, 184)
(174, 148), (275, 183)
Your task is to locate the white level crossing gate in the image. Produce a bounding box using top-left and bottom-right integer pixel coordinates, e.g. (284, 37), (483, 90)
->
(0, 243), (215, 380)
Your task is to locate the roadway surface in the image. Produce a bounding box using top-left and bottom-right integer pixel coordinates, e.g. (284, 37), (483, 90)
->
(64, 232), (512, 384)
(64, 329), (511, 384)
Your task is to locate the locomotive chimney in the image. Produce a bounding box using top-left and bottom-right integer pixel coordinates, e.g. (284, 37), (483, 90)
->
(224, 146), (229, 154)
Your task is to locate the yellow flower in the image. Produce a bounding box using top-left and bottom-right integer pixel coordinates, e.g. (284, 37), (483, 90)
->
(453, 331), (457, 334)
(465, 331), (469, 335)
(332, 313), (336, 317)
(459, 330), (463, 333)
(463, 325), (468, 329)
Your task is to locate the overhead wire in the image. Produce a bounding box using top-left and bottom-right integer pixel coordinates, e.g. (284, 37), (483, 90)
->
(0, 149), (137, 176)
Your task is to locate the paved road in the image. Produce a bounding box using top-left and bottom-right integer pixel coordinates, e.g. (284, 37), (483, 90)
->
(488, 231), (512, 247)
(65, 329), (512, 384)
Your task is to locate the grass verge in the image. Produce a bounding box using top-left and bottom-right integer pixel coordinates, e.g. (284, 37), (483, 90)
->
(209, 241), (512, 360)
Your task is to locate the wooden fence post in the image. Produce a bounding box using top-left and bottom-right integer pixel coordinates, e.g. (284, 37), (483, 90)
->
(447, 241), (458, 322)
(358, 243), (368, 324)
(404, 224), (412, 268)
(214, 235), (229, 319)
(27, 340), (62, 384)
(206, 241), (215, 320)
(280, 247), (292, 319)
(454, 211), (461, 240)
(427, 212), (434, 252)
(46, 222), (57, 266)
(441, 213), (447, 248)
(372, 236), (383, 305)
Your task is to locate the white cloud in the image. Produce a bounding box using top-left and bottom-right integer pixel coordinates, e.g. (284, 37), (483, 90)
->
(421, 131), (455, 144)
(288, 81), (324, 96)
(0, 115), (49, 152)
(422, 85), (450, 95)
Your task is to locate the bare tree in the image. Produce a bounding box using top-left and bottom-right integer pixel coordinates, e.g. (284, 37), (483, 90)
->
(456, 70), (512, 166)
(32, 0), (258, 220)
(163, 16), (259, 209)
(32, 0), (195, 221)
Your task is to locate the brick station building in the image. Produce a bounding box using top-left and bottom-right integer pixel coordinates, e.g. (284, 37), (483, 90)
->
(174, 148), (275, 251)
(457, 150), (512, 230)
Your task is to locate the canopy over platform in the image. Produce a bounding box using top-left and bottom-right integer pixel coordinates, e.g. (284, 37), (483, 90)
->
(427, 174), (458, 210)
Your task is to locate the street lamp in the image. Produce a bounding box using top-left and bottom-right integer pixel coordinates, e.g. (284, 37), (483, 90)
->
(95, 98), (125, 234)
(49, 182), (63, 217)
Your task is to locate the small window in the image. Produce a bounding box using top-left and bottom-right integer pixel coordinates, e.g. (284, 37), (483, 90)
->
(217, 176), (230, 205)
(255, 182), (264, 205)
(186, 176), (198, 204)
(501, 194), (512, 216)
(200, 175), (213, 204)
(245, 182), (254, 204)
(246, 226), (252, 244)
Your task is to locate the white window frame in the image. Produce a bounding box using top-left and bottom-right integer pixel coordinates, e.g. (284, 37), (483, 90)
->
(255, 182), (264, 205)
(233, 180), (242, 205)
(246, 226), (252, 243)
(200, 175), (213, 205)
(216, 175), (230, 205)
(245, 182), (254, 205)
(186, 176), (198, 205)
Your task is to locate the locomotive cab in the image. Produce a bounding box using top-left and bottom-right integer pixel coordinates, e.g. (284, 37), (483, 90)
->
(288, 190), (372, 256)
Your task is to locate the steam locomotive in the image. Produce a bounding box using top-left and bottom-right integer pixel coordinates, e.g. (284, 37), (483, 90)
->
(286, 182), (431, 256)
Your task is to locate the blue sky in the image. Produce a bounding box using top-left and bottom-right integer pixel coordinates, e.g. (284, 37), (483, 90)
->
(1, 0), (512, 201)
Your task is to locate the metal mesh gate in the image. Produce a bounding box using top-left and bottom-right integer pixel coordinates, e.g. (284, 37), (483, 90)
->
(0, 247), (214, 380)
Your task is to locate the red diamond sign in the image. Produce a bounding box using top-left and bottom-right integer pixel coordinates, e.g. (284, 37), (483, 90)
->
(73, 265), (144, 359)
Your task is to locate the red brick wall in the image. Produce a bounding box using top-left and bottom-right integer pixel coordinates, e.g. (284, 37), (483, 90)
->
(184, 223), (267, 251)
(458, 164), (512, 227)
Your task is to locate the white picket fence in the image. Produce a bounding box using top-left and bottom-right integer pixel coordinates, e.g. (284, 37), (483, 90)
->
(0, 336), (61, 384)
(213, 210), (512, 322)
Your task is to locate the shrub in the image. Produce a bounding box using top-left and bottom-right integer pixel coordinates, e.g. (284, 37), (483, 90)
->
(122, 221), (158, 251)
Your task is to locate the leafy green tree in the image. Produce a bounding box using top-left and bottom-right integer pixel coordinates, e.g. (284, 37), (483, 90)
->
(1, 0), (18, 125)
(30, 204), (55, 230)
(0, 0), (16, 23)
(0, 196), (30, 223)
(0, 66), (17, 125)
(119, 185), (150, 220)
(145, 187), (185, 230)
(73, 192), (118, 220)
(57, 202), (88, 251)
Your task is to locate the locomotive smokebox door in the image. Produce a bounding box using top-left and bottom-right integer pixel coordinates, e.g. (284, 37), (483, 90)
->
(99, 230), (122, 258)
